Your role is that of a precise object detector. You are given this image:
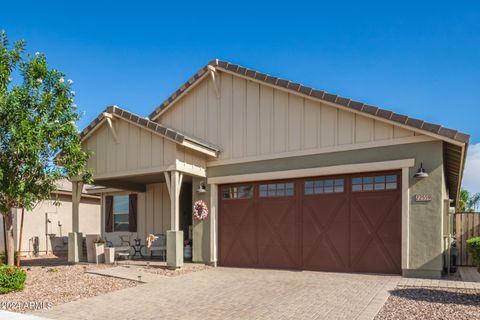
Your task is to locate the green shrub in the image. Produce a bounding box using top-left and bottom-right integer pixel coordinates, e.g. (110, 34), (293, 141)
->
(0, 265), (27, 294)
(0, 252), (18, 265)
(466, 236), (480, 271)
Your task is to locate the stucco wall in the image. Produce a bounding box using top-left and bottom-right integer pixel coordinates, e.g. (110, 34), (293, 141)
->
(207, 140), (447, 277)
(192, 176), (212, 263)
(0, 194), (101, 256)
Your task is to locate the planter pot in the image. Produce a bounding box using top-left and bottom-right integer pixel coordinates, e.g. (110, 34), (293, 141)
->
(184, 245), (192, 259)
(86, 234), (101, 263)
(94, 243), (105, 264)
(104, 247), (115, 264)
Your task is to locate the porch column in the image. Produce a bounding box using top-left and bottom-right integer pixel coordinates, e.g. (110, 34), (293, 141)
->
(164, 170), (184, 269)
(71, 180), (84, 232)
(68, 178), (84, 263)
(209, 183), (218, 266)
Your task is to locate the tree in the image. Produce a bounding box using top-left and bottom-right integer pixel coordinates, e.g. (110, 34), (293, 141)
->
(0, 31), (91, 265)
(459, 189), (471, 212)
(469, 193), (480, 212)
(458, 188), (480, 212)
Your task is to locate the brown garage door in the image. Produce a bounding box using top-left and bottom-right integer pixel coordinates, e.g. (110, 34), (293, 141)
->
(218, 171), (402, 274)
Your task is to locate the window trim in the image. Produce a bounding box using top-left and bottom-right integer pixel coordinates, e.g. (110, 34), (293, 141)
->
(259, 182), (295, 198)
(221, 185), (254, 200)
(351, 174), (399, 193)
(304, 178), (345, 195)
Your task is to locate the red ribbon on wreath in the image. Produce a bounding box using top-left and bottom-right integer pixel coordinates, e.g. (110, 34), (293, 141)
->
(193, 200), (209, 220)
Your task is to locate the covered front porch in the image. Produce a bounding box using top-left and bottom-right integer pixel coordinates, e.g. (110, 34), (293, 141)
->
(69, 106), (220, 268)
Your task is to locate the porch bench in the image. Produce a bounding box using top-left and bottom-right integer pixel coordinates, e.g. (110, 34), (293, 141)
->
(148, 234), (166, 261)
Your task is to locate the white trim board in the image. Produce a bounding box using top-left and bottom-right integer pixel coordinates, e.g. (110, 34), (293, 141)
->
(207, 135), (434, 167)
(207, 159), (415, 185)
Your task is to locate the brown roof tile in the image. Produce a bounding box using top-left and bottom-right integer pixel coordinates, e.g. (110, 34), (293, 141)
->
(348, 101), (364, 111)
(336, 97), (351, 107)
(405, 117), (424, 128)
(323, 93), (337, 103)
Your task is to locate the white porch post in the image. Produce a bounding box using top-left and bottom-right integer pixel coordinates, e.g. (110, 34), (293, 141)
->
(71, 180), (84, 232)
(164, 170), (184, 269)
(401, 166), (410, 272)
(209, 183), (218, 266)
(68, 178), (84, 263)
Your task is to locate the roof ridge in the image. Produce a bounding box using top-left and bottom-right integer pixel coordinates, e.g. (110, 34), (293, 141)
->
(148, 59), (470, 144)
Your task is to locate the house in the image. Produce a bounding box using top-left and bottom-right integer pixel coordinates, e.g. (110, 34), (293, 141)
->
(80, 60), (468, 278)
(0, 180), (101, 257)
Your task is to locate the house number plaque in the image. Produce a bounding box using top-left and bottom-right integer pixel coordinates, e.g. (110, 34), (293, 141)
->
(415, 194), (432, 202)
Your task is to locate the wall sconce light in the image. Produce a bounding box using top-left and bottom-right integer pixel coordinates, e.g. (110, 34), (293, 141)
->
(196, 181), (207, 193)
(413, 162), (429, 178)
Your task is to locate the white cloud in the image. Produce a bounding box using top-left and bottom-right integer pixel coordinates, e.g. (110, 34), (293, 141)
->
(462, 143), (480, 194)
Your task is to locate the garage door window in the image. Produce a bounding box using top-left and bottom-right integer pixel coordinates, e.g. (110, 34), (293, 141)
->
(352, 175), (397, 192)
(259, 183), (294, 197)
(222, 185), (253, 199)
(304, 178), (344, 194)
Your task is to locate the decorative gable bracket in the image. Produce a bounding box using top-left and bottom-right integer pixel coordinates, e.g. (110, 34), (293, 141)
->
(103, 112), (119, 144)
(208, 65), (220, 99)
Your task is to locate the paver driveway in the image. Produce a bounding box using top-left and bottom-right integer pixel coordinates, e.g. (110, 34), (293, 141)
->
(34, 267), (400, 320)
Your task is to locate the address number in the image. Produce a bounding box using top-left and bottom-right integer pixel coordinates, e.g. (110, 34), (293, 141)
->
(415, 194), (432, 202)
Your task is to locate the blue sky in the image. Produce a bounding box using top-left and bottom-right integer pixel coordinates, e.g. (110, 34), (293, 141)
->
(2, 1), (480, 191)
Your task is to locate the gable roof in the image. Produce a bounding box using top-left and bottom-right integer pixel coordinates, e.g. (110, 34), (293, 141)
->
(81, 105), (220, 157)
(147, 59), (469, 205)
(149, 59), (469, 145)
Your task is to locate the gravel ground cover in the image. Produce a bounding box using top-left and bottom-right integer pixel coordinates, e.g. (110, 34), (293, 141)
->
(139, 263), (211, 276)
(375, 286), (480, 320)
(0, 256), (138, 313)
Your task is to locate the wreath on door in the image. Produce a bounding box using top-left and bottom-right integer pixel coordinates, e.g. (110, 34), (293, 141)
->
(193, 200), (209, 220)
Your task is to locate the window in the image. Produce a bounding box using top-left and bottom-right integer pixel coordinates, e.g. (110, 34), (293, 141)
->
(222, 185), (253, 199)
(113, 195), (129, 231)
(259, 183), (294, 197)
(352, 174), (397, 192)
(304, 178), (344, 194)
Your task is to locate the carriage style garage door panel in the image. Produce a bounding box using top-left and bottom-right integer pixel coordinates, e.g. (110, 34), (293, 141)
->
(218, 171), (402, 274)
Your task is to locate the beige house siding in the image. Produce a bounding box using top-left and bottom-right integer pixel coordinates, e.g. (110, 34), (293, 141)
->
(83, 120), (209, 182)
(84, 120), (177, 179)
(0, 195), (101, 256)
(157, 72), (427, 166)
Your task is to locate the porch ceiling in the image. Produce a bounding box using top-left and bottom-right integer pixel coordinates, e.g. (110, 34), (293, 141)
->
(94, 173), (193, 193)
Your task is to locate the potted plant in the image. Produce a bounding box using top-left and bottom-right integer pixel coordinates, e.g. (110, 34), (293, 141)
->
(93, 238), (106, 264)
(184, 239), (192, 260)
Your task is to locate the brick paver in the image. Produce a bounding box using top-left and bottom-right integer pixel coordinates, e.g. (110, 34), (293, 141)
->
(397, 276), (480, 289)
(33, 268), (400, 320)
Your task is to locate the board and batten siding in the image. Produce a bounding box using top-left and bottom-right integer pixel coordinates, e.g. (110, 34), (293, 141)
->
(158, 72), (421, 165)
(102, 183), (171, 246)
(83, 120), (177, 179)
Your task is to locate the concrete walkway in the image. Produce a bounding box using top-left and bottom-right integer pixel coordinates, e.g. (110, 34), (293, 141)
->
(398, 273), (480, 289)
(86, 265), (162, 283)
(458, 266), (480, 283)
(34, 267), (400, 320)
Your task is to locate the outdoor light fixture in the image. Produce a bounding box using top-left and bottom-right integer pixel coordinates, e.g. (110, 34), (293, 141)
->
(413, 162), (429, 178)
(196, 181), (207, 193)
